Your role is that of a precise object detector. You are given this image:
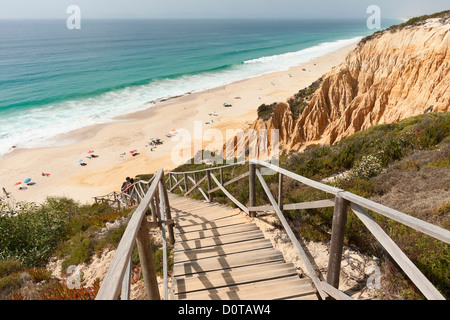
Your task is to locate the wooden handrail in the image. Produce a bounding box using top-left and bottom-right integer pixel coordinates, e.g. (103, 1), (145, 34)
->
(96, 169), (174, 300)
(168, 159), (449, 300)
(97, 157), (448, 300)
(255, 168), (327, 299)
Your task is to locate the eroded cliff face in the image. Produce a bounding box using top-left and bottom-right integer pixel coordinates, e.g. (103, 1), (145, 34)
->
(251, 17), (450, 153)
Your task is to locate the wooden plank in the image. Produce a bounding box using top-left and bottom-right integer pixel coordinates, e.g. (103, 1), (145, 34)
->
(210, 173), (249, 214)
(174, 262), (298, 294)
(248, 205), (275, 212)
(175, 216), (249, 233)
(250, 159), (342, 196)
(169, 176), (185, 192)
(120, 257), (132, 300)
(136, 208), (161, 300)
(288, 293), (319, 300)
(174, 210), (239, 222)
(185, 174), (207, 196)
(169, 160), (247, 175)
(327, 196), (349, 289)
(175, 223), (260, 241)
(173, 248), (285, 277)
(158, 182), (169, 300)
(248, 197), (335, 213)
(173, 206), (238, 218)
(208, 171), (249, 193)
(174, 230), (265, 251)
(175, 238), (273, 263)
(96, 169), (163, 300)
(171, 206), (224, 217)
(343, 192), (450, 244)
(176, 211), (242, 227)
(351, 203), (445, 300)
(176, 276), (316, 300)
(175, 236), (270, 257)
(187, 175), (210, 202)
(283, 198), (336, 210)
(320, 281), (353, 300)
(255, 169), (326, 300)
(249, 163), (256, 217)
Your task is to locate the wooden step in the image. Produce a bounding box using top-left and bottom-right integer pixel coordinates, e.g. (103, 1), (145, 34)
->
(173, 248), (284, 277)
(175, 211), (241, 227)
(174, 262), (299, 294)
(175, 216), (249, 233)
(174, 229), (265, 251)
(175, 223), (260, 241)
(173, 206), (234, 217)
(174, 238), (273, 262)
(168, 193), (318, 301)
(171, 203), (220, 212)
(176, 276), (317, 300)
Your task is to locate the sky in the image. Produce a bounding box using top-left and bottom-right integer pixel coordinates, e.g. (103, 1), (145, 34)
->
(0, 0), (448, 20)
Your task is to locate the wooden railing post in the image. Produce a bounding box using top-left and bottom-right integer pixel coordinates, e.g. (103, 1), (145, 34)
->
(168, 173), (173, 190)
(183, 173), (188, 194)
(206, 170), (213, 202)
(326, 195), (349, 289)
(220, 168), (224, 186)
(278, 173), (283, 211)
(161, 175), (175, 245)
(249, 162), (256, 217)
(136, 217), (161, 300)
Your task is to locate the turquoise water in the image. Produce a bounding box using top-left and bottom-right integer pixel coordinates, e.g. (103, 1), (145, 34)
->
(0, 18), (401, 157)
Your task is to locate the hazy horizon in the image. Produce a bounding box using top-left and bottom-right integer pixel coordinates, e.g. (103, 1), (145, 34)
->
(0, 1), (448, 20)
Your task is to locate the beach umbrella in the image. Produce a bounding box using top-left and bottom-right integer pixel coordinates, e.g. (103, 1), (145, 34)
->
(88, 150), (94, 154)
(77, 159), (83, 163)
(24, 178), (31, 183)
(15, 182), (22, 186)
(130, 150), (137, 154)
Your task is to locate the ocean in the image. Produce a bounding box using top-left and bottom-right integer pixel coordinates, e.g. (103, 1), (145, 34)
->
(0, 18), (401, 158)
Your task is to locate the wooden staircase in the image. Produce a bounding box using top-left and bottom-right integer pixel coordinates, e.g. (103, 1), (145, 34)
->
(169, 194), (318, 300)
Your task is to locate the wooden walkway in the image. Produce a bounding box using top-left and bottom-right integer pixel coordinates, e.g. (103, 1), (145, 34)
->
(169, 193), (318, 300)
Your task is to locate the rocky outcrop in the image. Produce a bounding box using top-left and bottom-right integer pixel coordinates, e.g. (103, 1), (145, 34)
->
(252, 14), (450, 152)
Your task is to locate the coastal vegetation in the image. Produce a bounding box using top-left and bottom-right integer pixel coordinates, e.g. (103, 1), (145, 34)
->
(0, 113), (447, 300)
(172, 112), (450, 299)
(257, 78), (323, 121)
(0, 198), (170, 299)
(360, 9), (450, 44)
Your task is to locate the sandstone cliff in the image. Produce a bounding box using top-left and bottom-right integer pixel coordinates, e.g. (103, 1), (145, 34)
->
(249, 13), (450, 153)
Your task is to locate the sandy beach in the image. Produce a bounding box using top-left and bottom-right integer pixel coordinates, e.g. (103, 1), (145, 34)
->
(0, 43), (357, 205)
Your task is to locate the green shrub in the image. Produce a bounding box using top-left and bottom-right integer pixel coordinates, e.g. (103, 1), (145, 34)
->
(0, 259), (23, 278)
(0, 201), (67, 267)
(257, 103), (277, 121)
(94, 225), (127, 254)
(60, 233), (95, 273)
(351, 155), (383, 180)
(335, 177), (375, 198)
(0, 273), (22, 299)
